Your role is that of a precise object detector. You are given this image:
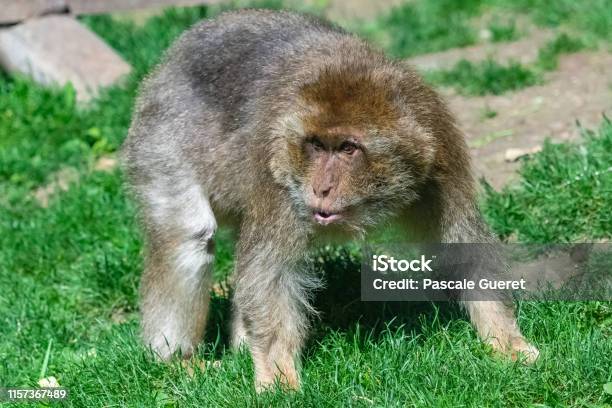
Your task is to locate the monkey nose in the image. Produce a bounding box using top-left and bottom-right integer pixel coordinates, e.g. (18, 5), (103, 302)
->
(313, 185), (332, 198)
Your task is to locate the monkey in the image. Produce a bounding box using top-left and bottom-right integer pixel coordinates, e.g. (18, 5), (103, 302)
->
(122, 9), (539, 391)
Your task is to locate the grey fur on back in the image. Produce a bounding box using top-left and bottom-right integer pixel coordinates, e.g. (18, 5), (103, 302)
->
(169, 10), (344, 132)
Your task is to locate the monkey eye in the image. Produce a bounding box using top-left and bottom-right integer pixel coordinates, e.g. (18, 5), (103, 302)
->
(339, 141), (358, 155)
(309, 137), (325, 152)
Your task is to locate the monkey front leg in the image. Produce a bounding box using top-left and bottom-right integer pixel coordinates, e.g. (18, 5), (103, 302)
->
(232, 253), (313, 391)
(407, 193), (539, 363)
(463, 300), (539, 362)
(442, 214), (540, 363)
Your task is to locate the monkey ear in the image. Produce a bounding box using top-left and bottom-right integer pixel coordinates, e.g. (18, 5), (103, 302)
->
(274, 112), (304, 138)
(396, 116), (437, 166)
(268, 124), (304, 188)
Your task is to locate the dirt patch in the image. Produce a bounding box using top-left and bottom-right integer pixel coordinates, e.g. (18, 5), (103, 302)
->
(94, 155), (118, 172)
(439, 51), (612, 189)
(33, 166), (80, 207)
(312, 0), (403, 21)
(407, 28), (554, 71)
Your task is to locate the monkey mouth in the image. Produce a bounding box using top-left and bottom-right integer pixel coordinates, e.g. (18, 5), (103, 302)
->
(313, 210), (343, 225)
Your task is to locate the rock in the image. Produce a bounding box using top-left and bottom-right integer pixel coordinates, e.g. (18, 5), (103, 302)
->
(94, 155), (118, 172)
(0, 15), (131, 101)
(479, 28), (492, 42)
(67, 0), (214, 15)
(504, 146), (542, 162)
(0, 0), (66, 24)
(0, 0), (213, 22)
(38, 376), (60, 388)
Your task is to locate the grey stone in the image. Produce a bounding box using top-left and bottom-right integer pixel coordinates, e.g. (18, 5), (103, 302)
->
(67, 0), (214, 15)
(0, 15), (131, 101)
(0, 0), (66, 24)
(504, 146), (542, 162)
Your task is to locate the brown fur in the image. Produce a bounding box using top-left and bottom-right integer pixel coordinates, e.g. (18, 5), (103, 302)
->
(123, 10), (538, 392)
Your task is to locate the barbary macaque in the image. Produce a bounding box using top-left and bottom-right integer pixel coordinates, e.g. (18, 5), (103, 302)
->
(123, 9), (539, 390)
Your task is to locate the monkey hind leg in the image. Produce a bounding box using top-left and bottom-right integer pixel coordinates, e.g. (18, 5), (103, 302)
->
(463, 300), (539, 363)
(138, 177), (217, 360)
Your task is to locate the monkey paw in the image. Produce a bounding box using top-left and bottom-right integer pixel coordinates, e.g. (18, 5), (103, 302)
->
(490, 336), (540, 364)
(255, 371), (300, 393)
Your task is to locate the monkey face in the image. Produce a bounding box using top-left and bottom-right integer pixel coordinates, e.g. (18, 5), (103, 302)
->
(297, 124), (429, 230)
(270, 119), (428, 234)
(269, 68), (437, 232)
(301, 127), (367, 226)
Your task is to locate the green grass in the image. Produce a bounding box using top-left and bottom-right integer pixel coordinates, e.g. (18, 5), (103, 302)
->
(82, 7), (210, 76)
(427, 59), (541, 96)
(480, 105), (498, 120)
(424, 32), (587, 96)
(536, 33), (587, 71)
(490, 0), (612, 42)
(483, 118), (612, 243)
(488, 19), (520, 43)
(0, 3), (611, 407)
(370, 1), (596, 96)
(367, 0), (610, 59)
(365, 0), (483, 57)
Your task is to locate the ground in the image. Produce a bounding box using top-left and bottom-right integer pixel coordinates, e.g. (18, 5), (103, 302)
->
(437, 45), (612, 188)
(0, 1), (610, 407)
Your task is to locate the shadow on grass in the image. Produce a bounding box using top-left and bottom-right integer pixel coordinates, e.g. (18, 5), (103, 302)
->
(203, 246), (465, 358)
